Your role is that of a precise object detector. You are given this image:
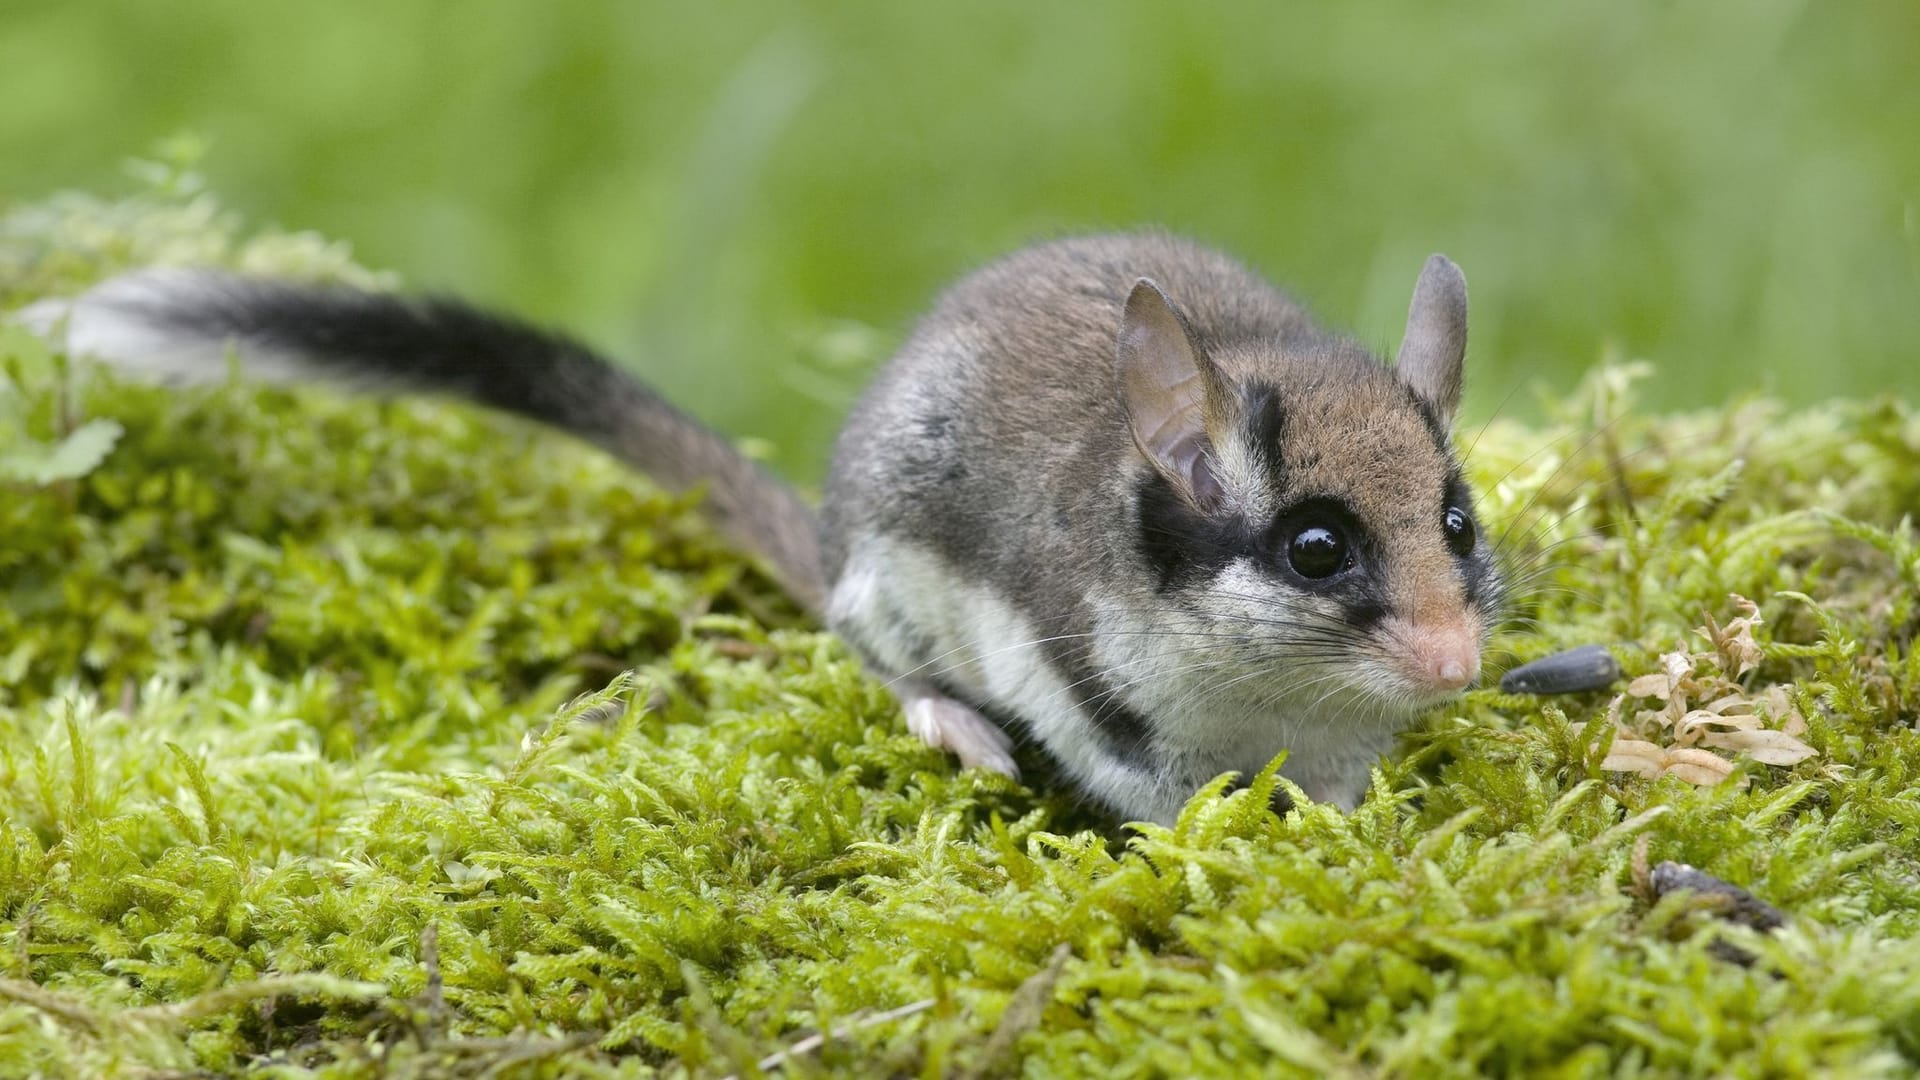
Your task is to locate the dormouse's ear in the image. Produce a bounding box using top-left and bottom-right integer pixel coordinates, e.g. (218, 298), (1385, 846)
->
(1394, 254), (1469, 426)
(1117, 278), (1231, 508)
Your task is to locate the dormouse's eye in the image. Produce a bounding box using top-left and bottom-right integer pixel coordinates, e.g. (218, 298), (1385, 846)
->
(1444, 506), (1475, 556)
(1288, 525), (1348, 579)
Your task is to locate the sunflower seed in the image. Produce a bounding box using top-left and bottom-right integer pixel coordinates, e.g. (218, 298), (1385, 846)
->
(1499, 644), (1621, 694)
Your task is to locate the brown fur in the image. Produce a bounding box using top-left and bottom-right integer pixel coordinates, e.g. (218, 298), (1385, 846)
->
(1210, 344), (1462, 618)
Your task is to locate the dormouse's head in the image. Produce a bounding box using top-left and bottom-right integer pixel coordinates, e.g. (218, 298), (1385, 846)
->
(1115, 255), (1502, 720)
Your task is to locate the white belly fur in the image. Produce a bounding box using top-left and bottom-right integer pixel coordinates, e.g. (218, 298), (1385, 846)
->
(828, 535), (1171, 818)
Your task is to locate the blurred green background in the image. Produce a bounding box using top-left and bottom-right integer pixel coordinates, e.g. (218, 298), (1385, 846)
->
(4, 0), (1916, 482)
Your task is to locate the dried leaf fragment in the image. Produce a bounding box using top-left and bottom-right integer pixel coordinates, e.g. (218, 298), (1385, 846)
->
(1698, 594), (1765, 677)
(1596, 735), (1737, 785)
(1592, 596), (1818, 785)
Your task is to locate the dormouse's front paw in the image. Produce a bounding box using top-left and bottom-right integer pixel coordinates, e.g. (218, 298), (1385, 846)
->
(903, 693), (1020, 779)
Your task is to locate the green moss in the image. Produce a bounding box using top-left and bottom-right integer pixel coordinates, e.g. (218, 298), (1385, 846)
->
(2, 181), (1918, 1078)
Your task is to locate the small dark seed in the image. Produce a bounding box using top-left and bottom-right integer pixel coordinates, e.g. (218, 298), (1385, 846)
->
(1648, 861), (1787, 933)
(1499, 644), (1622, 695)
(1647, 860), (1788, 967)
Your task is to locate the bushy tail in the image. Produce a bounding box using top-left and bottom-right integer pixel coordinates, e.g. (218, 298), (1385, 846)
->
(26, 270), (827, 610)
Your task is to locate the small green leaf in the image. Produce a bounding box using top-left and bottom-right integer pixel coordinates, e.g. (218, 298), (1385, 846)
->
(0, 418), (124, 485)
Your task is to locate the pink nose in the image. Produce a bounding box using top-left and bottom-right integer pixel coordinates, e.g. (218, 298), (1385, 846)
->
(1429, 650), (1475, 691)
(1399, 620), (1480, 693)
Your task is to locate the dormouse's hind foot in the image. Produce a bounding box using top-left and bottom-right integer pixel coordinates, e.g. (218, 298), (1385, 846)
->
(900, 685), (1020, 779)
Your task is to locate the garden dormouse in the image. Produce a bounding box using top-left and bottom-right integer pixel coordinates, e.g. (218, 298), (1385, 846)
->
(32, 232), (1502, 823)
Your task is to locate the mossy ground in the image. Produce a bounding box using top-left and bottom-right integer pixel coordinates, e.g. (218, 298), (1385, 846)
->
(2, 181), (1919, 1078)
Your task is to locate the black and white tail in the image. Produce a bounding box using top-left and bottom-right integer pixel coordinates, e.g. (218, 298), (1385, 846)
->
(23, 270), (827, 610)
